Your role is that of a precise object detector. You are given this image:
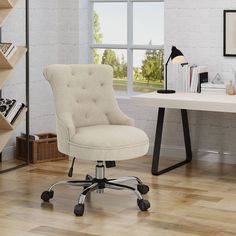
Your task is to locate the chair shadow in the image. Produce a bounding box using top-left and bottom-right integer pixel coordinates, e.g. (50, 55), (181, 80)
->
(41, 202), (54, 211)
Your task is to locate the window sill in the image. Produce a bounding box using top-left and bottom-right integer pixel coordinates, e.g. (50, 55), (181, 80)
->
(116, 95), (131, 100)
(115, 90), (154, 99)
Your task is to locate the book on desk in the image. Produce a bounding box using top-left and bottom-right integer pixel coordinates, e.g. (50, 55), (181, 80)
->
(181, 64), (208, 93)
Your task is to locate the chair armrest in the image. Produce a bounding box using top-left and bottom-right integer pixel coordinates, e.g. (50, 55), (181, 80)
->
(108, 108), (135, 126)
(56, 113), (76, 155)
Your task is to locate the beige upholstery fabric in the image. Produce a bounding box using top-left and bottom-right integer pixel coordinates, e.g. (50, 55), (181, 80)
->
(43, 64), (149, 161)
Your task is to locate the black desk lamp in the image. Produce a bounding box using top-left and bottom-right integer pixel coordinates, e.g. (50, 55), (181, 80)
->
(157, 46), (185, 94)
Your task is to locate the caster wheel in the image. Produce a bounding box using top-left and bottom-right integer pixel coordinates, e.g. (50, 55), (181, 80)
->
(41, 190), (54, 202)
(137, 184), (149, 195)
(74, 204), (85, 216)
(137, 199), (150, 211)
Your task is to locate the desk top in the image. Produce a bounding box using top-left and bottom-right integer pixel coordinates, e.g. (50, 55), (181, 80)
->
(131, 92), (236, 113)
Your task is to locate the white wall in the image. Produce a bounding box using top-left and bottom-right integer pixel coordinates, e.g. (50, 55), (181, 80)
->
(2, 0), (79, 160)
(3, 0), (236, 164)
(130, 0), (236, 162)
(78, 0), (89, 63)
(166, 0), (236, 89)
(117, 0), (236, 163)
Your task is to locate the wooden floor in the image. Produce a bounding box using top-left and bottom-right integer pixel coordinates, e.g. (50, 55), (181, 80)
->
(0, 156), (236, 236)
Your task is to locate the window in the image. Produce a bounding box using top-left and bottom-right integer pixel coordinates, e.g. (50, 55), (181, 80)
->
(89, 0), (164, 95)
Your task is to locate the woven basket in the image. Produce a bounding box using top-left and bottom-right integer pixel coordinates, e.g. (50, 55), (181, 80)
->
(16, 133), (68, 163)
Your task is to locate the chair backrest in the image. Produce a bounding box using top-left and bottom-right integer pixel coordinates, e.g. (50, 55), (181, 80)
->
(43, 64), (125, 129)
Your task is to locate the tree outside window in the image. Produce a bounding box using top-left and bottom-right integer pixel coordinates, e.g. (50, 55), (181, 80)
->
(90, 1), (164, 94)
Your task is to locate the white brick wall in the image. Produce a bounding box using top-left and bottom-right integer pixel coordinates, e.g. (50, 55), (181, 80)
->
(106, 1), (236, 163)
(118, 0), (236, 162)
(78, 0), (89, 63)
(2, 0), (81, 160)
(3, 0), (236, 164)
(163, 0), (236, 162)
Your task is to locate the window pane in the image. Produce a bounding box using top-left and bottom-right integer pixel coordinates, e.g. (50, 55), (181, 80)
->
(133, 2), (164, 45)
(94, 48), (127, 91)
(133, 49), (164, 92)
(93, 3), (127, 44)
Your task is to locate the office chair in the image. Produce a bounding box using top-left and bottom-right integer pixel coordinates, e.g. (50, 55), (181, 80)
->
(41, 64), (150, 216)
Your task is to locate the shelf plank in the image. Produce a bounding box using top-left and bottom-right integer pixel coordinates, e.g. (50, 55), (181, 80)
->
(0, 8), (12, 26)
(0, 46), (27, 69)
(0, 107), (27, 152)
(0, 112), (13, 130)
(0, 0), (13, 8)
(0, 46), (27, 89)
(9, 46), (27, 68)
(0, 48), (14, 69)
(0, 129), (13, 153)
(0, 0), (19, 26)
(0, 106), (27, 130)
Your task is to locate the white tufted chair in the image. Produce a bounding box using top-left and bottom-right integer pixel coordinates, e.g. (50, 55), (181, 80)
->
(41, 64), (150, 216)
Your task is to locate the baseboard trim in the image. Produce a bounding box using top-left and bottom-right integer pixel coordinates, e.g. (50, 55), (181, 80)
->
(3, 144), (236, 165)
(148, 143), (236, 164)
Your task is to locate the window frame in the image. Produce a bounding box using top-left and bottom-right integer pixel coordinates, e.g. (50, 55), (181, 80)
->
(88, 0), (164, 95)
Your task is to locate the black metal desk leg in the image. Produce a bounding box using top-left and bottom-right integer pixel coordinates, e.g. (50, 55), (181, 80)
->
(152, 108), (165, 175)
(152, 108), (193, 176)
(181, 109), (192, 162)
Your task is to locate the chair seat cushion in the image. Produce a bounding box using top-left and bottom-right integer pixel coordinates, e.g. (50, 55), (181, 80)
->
(69, 125), (149, 161)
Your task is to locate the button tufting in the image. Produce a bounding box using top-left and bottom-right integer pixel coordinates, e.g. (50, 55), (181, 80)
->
(101, 83), (104, 87)
(82, 86), (86, 90)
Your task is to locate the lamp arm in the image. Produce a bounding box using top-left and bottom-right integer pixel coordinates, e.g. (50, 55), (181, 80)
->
(165, 54), (172, 91)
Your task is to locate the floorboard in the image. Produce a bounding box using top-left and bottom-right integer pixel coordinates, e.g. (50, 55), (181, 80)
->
(0, 156), (236, 236)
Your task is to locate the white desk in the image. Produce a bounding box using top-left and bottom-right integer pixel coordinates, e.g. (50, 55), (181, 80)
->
(131, 92), (236, 175)
(131, 92), (236, 113)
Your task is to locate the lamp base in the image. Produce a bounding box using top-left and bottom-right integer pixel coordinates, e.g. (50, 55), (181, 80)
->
(157, 89), (176, 94)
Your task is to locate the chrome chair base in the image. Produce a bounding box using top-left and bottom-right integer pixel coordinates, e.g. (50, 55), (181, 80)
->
(41, 161), (150, 216)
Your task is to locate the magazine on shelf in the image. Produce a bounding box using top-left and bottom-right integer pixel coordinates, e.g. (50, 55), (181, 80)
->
(10, 104), (25, 124)
(0, 43), (17, 59)
(0, 98), (25, 124)
(0, 98), (16, 117)
(7, 103), (25, 124)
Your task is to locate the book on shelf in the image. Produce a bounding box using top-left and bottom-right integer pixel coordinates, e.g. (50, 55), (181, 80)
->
(0, 98), (25, 124)
(0, 98), (16, 117)
(0, 43), (17, 59)
(181, 64), (208, 93)
(200, 82), (226, 95)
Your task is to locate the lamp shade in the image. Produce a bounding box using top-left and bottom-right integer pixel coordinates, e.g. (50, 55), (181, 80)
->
(171, 46), (185, 64)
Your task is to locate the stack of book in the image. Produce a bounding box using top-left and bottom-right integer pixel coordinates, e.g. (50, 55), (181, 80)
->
(0, 98), (25, 124)
(182, 65), (208, 93)
(0, 43), (17, 59)
(201, 83), (226, 94)
(20, 133), (40, 140)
